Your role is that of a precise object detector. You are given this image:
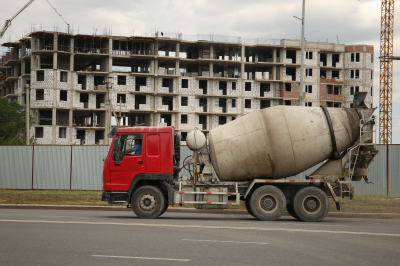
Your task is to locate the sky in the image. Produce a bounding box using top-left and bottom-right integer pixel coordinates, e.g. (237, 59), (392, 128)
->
(1, 0), (400, 143)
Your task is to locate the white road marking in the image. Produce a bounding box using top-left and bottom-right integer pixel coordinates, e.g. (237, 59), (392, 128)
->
(182, 239), (268, 245)
(0, 219), (399, 237)
(279, 222), (350, 227)
(92, 255), (190, 262)
(41, 216), (77, 218)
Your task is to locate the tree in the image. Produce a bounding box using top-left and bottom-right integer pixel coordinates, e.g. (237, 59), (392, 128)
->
(0, 97), (35, 145)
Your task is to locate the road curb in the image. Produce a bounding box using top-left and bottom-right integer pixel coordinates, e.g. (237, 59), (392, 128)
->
(1, 204), (399, 220)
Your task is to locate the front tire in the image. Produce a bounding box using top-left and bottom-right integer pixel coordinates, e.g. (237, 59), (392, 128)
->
(159, 200), (169, 216)
(131, 186), (166, 219)
(293, 187), (329, 222)
(249, 185), (286, 221)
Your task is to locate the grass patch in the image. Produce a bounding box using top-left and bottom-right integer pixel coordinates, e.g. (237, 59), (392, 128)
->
(0, 190), (399, 214)
(328, 196), (400, 214)
(0, 189), (110, 206)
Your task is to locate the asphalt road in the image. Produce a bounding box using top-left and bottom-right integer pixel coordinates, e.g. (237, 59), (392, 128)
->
(1, 209), (400, 266)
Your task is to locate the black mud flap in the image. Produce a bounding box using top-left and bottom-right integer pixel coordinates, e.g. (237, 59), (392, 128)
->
(162, 181), (174, 205)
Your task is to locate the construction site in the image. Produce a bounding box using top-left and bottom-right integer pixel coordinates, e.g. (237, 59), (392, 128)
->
(0, 31), (374, 145)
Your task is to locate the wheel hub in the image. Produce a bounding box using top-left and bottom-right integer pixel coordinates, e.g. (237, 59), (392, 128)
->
(303, 196), (320, 213)
(260, 196), (276, 211)
(139, 194), (156, 211)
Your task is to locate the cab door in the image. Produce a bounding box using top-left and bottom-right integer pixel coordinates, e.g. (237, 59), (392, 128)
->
(109, 133), (145, 191)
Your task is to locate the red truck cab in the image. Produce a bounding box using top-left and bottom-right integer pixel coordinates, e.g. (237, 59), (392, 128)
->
(102, 126), (180, 211)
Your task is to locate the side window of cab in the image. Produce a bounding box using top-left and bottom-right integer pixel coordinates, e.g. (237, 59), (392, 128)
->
(114, 134), (143, 161)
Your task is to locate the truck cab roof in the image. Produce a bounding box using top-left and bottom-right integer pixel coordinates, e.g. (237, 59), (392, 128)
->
(115, 126), (174, 134)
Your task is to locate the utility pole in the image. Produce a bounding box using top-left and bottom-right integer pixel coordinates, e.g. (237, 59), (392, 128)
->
(295, 0), (306, 106)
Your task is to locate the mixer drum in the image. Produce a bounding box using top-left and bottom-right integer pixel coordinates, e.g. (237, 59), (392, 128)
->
(208, 106), (360, 181)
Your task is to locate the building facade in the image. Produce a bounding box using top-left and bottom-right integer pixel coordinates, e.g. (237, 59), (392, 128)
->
(0, 31), (374, 145)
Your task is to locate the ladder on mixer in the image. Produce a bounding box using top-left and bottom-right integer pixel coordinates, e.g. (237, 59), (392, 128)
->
(340, 145), (361, 199)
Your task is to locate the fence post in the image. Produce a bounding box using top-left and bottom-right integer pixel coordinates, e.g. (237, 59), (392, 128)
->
(70, 146), (73, 190)
(31, 145), (34, 190)
(387, 144), (389, 196)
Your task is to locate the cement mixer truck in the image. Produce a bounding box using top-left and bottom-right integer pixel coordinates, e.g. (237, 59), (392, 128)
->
(102, 93), (378, 222)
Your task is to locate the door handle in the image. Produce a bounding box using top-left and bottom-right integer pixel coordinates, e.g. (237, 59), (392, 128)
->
(138, 161), (143, 164)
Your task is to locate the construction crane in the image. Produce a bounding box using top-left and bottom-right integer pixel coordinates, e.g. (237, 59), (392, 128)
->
(380, 0), (396, 144)
(0, 0), (69, 39)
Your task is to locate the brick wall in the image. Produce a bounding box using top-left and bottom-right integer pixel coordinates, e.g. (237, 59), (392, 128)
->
(320, 84), (344, 102)
(280, 82), (302, 98)
(345, 45), (374, 53)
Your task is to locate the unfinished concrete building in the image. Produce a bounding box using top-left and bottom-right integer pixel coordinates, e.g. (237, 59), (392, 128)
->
(0, 31), (374, 145)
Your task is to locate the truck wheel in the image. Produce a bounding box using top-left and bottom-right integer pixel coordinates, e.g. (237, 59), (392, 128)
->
(159, 201), (169, 216)
(245, 198), (255, 218)
(286, 203), (299, 220)
(249, 185), (286, 221)
(131, 186), (166, 219)
(293, 187), (329, 222)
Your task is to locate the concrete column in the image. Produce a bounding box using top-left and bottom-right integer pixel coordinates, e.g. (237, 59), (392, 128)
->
(53, 52), (58, 70)
(210, 44), (214, 59)
(175, 60), (179, 75)
(209, 63), (213, 78)
(109, 38), (113, 54)
(31, 35), (36, 51)
(22, 42), (26, 57)
(53, 33), (58, 51)
(241, 45), (245, 79)
(69, 53), (74, 72)
(21, 60), (26, 77)
(107, 57), (112, 72)
(150, 60), (155, 74)
(273, 48), (277, 63)
(70, 37), (74, 53)
(155, 59), (159, 77)
(30, 36), (36, 71)
(69, 109), (73, 143)
(241, 44), (246, 116)
(198, 47), (202, 59)
(272, 66), (277, 81)
(175, 42), (180, 57)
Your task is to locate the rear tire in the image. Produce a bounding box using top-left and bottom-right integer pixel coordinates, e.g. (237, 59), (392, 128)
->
(286, 203), (299, 220)
(249, 185), (286, 221)
(131, 186), (166, 219)
(245, 197), (255, 218)
(293, 187), (329, 222)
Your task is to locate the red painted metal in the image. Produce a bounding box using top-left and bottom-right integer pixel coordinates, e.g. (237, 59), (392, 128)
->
(104, 127), (175, 192)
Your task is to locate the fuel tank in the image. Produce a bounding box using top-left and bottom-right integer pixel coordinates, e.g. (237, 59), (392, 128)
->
(208, 106), (363, 181)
